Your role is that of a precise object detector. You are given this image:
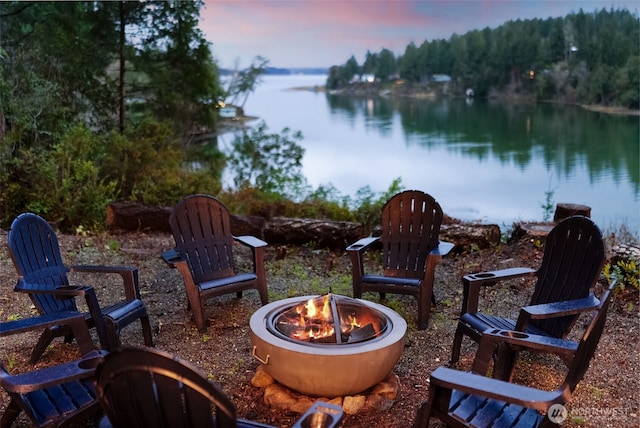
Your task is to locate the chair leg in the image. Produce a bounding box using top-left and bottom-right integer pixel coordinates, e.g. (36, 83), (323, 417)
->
(140, 315), (154, 347)
(236, 291), (242, 299)
(352, 284), (362, 298)
(492, 344), (518, 382)
(0, 399), (22, 428)
(191, 297), (207, 332)
(30, 327), (58, 364)
(412, 400), (432, 428)
(104, 318), (119, 351)
(450, 326), (464, 365)
(417, 279), (435, 330)
(258, 284), (269, 305)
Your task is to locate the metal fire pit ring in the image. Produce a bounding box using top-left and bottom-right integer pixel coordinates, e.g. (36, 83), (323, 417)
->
(250, 295), (406, 397)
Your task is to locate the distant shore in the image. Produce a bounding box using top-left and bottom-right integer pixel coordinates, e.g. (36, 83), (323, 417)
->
(581, 104), (640, 116)
(287, 84), (640, 116)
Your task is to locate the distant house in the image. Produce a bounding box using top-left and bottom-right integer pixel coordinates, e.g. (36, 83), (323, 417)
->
(351, 74), (376, 83)
(219, 106), (238, 118)
(432, 74), (451, 83)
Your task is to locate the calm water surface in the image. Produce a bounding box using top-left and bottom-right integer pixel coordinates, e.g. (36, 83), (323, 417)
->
(226, 75), (639, 236)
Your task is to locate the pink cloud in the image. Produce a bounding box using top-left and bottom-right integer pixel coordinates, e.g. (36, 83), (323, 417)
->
(200, 0), (638, 68)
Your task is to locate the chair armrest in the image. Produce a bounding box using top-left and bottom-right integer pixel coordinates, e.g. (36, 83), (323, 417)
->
(0, 312), (82, 336)
(471, 328), (580, 375)
(14, 281), (93, 299)
(235, 235), (268, 248)
(14, 282), (110, 350)
(0, 350), (107, 394)
(464, 267), (536, 286)
(161, 248), (183, 267)
(460, 267), (536, 314)
(430, 241), (455, 257)
(346, 236), (379, 252)
(515, 295), (600, 331)
(429, 366), (564, 414)
(69, 265), (139, 301)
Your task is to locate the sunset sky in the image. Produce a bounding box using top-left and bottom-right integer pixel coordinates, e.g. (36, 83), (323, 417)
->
(199, 0), (638, 69)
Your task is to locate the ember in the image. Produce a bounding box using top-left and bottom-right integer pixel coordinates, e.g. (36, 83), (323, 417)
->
(273, 294), (386, 344)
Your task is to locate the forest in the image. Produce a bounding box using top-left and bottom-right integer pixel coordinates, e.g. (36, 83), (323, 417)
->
(327, 8), (639, 107)
(1, 2), (638, 231)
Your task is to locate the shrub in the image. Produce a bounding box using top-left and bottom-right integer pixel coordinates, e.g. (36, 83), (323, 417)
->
(604, 258), (639, 294)
(1, 125), (117, 230)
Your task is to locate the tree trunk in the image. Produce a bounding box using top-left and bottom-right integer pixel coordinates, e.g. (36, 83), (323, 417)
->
(554, 203), (591, 222)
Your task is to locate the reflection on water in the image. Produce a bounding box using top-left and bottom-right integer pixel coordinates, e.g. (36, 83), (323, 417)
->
(231, 75), (639, 236)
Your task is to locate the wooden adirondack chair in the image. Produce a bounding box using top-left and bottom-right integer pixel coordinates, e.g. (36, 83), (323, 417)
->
(0, 312), (106, 428)
(163, 194), (268, 332)
(450, 216), (605, 380)
(414, 281), (615, 428)
(7, 213), (153, 362)
(346, 190), (454, 329)
(95, 346), (343, 428)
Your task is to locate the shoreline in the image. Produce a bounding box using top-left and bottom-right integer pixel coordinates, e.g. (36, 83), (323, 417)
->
(287, 84), (640, 116)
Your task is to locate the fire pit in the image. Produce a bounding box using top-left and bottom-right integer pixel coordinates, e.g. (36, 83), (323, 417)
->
(250, 294), (406, 397)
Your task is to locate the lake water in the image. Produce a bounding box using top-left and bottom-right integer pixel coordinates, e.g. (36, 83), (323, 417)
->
(223, 75), (639, 237)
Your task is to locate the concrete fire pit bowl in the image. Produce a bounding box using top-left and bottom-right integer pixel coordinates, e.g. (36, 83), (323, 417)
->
(250, 295), (407, 397)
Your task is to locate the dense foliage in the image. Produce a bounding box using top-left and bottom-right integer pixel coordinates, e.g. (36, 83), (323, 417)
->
(328, 8), (639, 108)
(0, 1), (225, 229)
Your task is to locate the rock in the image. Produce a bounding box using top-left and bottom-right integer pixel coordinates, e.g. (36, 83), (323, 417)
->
(327, 397), (343, 408)
(611, 243), (640, 261)
(251, 365), (274, 388)
(289, 397), (315, 414)
(263, 384), (298, 408)
(365, 394), (395, 412)
(370, 373), (400, 400)
(342, 395), (366, 414)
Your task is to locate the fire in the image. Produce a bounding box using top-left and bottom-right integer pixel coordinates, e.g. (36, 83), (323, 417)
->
(290, 295), (335, 341)
(275, 294), (384, 344)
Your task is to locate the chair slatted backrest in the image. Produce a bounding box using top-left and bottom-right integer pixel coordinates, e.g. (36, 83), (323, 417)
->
(169, 195), (236, 283)
(95, 347), (237, 428)
(380, 191), (443, 280)
(530, 216), (605, 337)
(8, 213), (77, 314)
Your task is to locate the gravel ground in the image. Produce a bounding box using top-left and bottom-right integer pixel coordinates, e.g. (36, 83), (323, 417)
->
(0, 230), (638, 427)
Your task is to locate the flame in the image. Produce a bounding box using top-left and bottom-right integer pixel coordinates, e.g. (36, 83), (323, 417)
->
(276, 294), (383, 343)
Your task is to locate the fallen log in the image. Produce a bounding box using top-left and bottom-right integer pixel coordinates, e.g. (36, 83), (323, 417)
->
(106, 201), (363, 248)
(264, 217), (363, 249)
(105, 201), (500, 251)
(440, 223), (501, 252)
(509, 203), (592, 244)
(106, 201), (172, 232)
